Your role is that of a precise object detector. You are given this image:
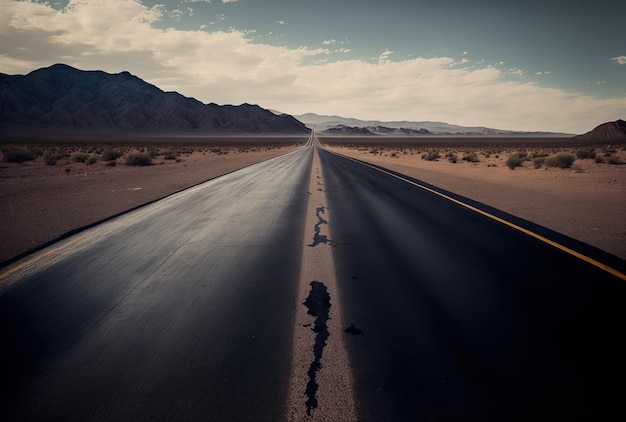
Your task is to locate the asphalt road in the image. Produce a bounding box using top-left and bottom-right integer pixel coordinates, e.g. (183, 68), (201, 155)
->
(2, 135), (626, 421)
(318, 146), (626, 421)
(1, 144), (313, 421)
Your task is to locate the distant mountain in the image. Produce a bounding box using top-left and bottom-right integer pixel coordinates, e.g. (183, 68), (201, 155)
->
(321, 124), (433, 136)
(366, 126), (432, 136)
(323, 125), (376, 135)
(295, 113), (570, 136)
(574, 120), (626, 140)
(0, 64), (309, 135)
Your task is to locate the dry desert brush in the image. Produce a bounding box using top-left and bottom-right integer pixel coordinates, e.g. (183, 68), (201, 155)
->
(506, 152), (525, 170)
(125, 151), (152, 166)
(544, 152), (576, 169)
(101, 149), (123, 162)
(1, 146), (38, 163)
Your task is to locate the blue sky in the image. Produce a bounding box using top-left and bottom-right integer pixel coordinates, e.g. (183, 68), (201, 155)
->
(1, 0), (625, 132)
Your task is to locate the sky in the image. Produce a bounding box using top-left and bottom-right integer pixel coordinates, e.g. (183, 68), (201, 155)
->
(1, 0), (625, 133)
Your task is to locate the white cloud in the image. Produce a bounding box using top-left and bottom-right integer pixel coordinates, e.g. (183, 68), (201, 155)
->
(611, 56), (626, 65)
(535, 71), (552, 75)
(0, 0), (624, 133)
(378, 50), (394, 64)
(276, 20), (286, 25)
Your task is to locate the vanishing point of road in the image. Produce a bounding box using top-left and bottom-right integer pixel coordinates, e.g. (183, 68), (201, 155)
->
(2, 132), (625, 421)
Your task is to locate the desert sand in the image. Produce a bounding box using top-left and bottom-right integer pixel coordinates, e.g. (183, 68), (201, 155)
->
(1, 138), (625, 266)
(321, 139), (626, 261)
(0, 141), (302, 265)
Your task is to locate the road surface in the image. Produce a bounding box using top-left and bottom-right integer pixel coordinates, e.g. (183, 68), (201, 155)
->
(2, 133), (625, 420)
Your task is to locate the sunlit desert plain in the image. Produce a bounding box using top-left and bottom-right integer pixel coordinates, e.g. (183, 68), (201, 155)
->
(1, 135), (625, 266)
(0, 137), (305, 265)
(320, 136), (626, 260)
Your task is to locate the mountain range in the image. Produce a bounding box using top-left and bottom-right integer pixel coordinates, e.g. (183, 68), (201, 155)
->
(0, 64), (308, 135)
(294, 113), (573, 137)
(1, 64), (623, 140)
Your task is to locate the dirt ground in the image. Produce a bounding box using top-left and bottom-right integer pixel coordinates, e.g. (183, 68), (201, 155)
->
(1, 137), (625, 265)
(321, 138), (626, 261)
(0, 141), (303, 265)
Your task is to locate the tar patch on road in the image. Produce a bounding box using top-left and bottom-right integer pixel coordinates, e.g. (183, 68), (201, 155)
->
(308, 206), (329, 247)
(303, 281), (330, 415)
(344, 323), (364, 335)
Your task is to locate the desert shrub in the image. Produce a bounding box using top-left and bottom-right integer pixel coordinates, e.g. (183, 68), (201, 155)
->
(531, 151), (549, 159)
(106, 160), (117, 167)
(606, 156), (624, 165)
(533, 157), (545, 169)
(545, 152), (576, 169)
(125, 151), (152, 166)
(448, 154), (458, 163)
(70, 152), (89, 163)
(595, 156), (605, 163)
(86, 156), (97, 165)
(43, 150), (66, 165)
(421, 150), (440, 161)
(163, 150), (179, 160)
(506, 153), (524, 169)
(576, 149), (596, 159)
(1, 146), (37, 163)
(101, 149), (122, 161)
(462, 152), (480, 163)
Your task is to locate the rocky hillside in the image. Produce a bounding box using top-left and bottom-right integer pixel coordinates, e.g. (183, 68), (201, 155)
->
(322, 125), (433, 136)
(322, 125), (376, 135)
(0, 64), (308, 134)
(574, 119), (626, 140)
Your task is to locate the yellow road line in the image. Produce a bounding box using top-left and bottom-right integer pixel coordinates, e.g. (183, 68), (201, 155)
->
(329, 149), (626, 281)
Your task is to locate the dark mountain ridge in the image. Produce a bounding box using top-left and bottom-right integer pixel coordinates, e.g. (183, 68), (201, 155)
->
(0, 64), (309, 134)
(574, 119), (626, 141)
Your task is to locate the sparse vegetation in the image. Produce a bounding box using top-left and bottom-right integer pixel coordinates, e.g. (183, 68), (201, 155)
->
(163, 150), (179, 160)
(444, 151), (458, 163)
(576, 149), (596, 160)
(421, 150), (440, 161)
(506, 153), (524, 169)
(43, 150), (66, 166)
(462, 152), (480, 163)
(101, 149), (123, 161)
(70, 152), (89, 163)
(125, 151), (152, 166)
(545, 152), (576, 169)
(86, 156), (97, 165)
(606, 156), (624, 165)
(1, 146), (37, 163)
(533, 157), (545, 169)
